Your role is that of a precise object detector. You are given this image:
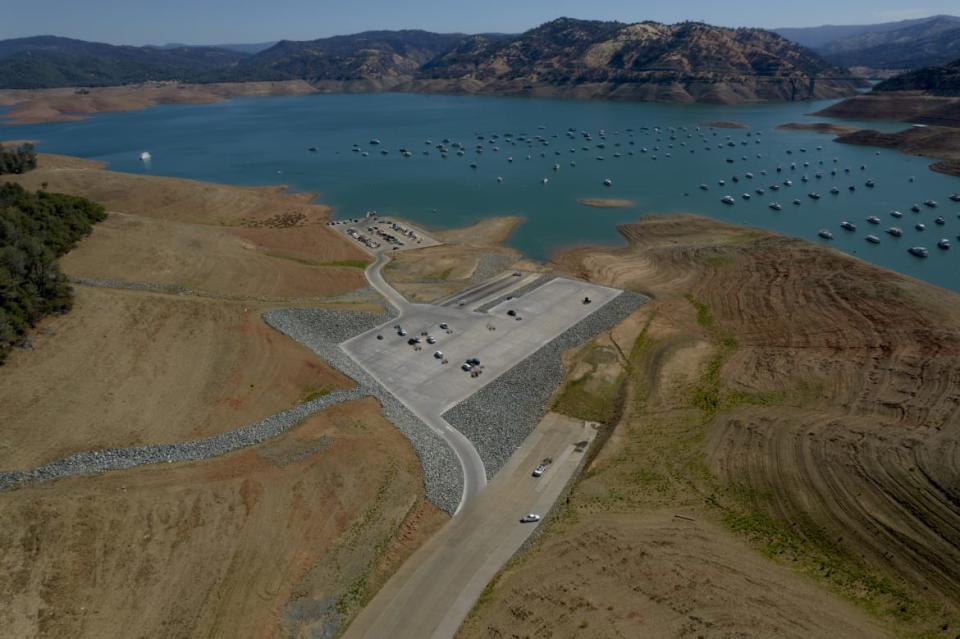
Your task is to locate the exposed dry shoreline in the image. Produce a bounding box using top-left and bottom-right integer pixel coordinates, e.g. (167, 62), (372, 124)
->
(776, 122), (860, 135)
(4, 149), (959, 637)
(703, 120), (749, 129)
(835, 125), (960, 176)
(0, 80), (319, 125)
(462, 213), (960, 638)
(576, 198), (636, 208)
(815, 91), (960, 127)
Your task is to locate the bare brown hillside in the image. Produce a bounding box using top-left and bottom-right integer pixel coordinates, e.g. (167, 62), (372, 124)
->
(461, 215), (960, 638)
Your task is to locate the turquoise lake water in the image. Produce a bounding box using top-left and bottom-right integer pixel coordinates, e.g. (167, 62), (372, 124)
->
(4, 92), (959, 291)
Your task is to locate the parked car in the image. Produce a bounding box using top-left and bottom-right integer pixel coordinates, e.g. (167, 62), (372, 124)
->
(532, 463), (547, 477)
(520, 513), (541, 523)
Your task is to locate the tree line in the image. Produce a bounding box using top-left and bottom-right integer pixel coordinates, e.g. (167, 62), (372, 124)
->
(0, 182), (106, 363)
(0, 143), (38, 175)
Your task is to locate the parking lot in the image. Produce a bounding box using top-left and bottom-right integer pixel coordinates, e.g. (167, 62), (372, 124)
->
(327, 213), (440, 254)
(340, 278), (623, 415)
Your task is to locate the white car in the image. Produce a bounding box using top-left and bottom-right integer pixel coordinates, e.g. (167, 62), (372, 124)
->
(426, 336), (436, 344)
(532, 463), (546, 477)
(520, 513), (541, 523)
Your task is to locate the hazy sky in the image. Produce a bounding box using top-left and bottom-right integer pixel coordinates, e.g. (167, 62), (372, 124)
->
(4, 0), (957, 45)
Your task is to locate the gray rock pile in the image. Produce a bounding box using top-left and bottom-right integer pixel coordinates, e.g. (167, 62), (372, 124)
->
(1, 306), (464, 514)
(264, 308), (464, 513)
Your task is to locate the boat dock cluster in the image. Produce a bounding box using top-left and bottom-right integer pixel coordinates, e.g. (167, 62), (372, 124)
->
(323, 123), (957, 262)
(700, 136), (957, 259)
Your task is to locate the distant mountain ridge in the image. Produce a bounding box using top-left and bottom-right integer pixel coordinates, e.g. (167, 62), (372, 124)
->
(775, 15), (960, 70)
(152, 41), (278, 55)
(0, 35), (247, 89)
(0, 19), (864, 104)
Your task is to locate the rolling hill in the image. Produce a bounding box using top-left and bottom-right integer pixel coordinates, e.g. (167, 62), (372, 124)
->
(0, 20), (864, 103)
(414, 18), (864, 102)
(0, 36), (248, 89)
(873, 58), (960, 96)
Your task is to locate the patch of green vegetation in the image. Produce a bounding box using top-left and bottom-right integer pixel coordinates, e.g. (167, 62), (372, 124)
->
(713, 485), (941, 628)
(301, 388), (331, 403)
(0, 142), (37, 175)
(0, 182), (106, 364)
(552, 343), (624, 424)
(336, 574), (368, 616)
(699, 254), (735, 268)
(263, 252), (369, 268)
(686, 294), (714, 330)
(422, 267), (453, 282)
(320, 259), (369, 269)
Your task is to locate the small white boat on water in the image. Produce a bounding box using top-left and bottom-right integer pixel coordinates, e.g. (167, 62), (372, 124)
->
(866, 235), (880, 244)
(769, 202), (782, 211)
(721, 195), (736, 205)
(909, 246), (929, 258)
(818, 229), (834, 240)
(139, 151), (151, 162)
(938, 238), (951, 250)
(887, 227), (903, 237)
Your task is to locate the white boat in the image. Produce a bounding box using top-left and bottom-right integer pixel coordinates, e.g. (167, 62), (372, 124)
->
(891, 210), (903, 218)
(908, 246), (929, 258)
(938, 238), (951, 250)
(721, 195), (735, 205)
(603, 178), (612, 187)
(139, 151), (151, 162)
(887, 227), (903, 237)
(841, 221), (856, 231)
(769, 202), (782, 211)
(866, 235), (880, 244)
(818, 229), (834, 240)
(866, 216), (880, 225)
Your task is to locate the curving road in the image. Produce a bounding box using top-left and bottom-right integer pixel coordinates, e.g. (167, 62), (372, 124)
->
(356, 252), (487, 513)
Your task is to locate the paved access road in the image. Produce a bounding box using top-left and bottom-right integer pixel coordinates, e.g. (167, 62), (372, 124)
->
(343, 413), (597, 639)
(353, 253), (489, 511)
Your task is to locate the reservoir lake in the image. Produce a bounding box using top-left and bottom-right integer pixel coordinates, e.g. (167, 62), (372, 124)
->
(4, 92), (959, 292)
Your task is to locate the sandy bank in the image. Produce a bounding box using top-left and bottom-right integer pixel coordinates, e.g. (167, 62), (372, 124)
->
(576, 198), (636, 208)
(703, 120), (749, 129)
(835, 125), (960, 176)
(0, 80), (318, 125)
(815, 92), (960, 127)
(776, 122), (860, 135)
